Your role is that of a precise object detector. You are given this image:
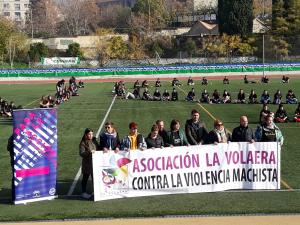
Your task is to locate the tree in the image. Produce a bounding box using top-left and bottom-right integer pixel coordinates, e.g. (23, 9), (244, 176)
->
(218, 0), (253, 36)
(28, 0), (60, 37)
(95, 29), (129, 65)
(182, 39), (197, 57)
(0, 17), (28, 67)
(66, 43), (83, 58)
(201, 34), (256, 59)
(0, 17), (14, 60)
(28, 42), (49, 62)
(132, 0), (171, 32)
(7, 32), (28, 68)
(145, 35), (173, 58)
(253, 0), (272, 18)
(127, 32), (147, 59)
(271, 0), (300, 57)
(57, 0), (98, 36)
(106, 37), (128, 59)
(98, 5), (131, 30)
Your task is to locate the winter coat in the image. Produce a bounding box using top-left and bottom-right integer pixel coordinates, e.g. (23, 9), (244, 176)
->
(167, 129), (189, 146)
(232, 126), (255, 142)
(185, 119), (208, 145)
(79, 138), (99, 175)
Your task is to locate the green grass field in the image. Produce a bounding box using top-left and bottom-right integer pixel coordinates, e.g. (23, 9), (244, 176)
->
(0, 78), (300, 221)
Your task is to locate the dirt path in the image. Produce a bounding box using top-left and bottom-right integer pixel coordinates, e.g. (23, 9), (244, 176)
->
(1, 215), (300, 225)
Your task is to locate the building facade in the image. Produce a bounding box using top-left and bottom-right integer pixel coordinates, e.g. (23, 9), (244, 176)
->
(0, 0), (29, 26)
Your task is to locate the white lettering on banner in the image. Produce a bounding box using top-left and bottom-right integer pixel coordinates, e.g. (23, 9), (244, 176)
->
(92, 142), (281, 201)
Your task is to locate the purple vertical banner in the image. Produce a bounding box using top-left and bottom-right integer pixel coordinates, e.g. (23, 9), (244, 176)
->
(12, 108), (57, 204)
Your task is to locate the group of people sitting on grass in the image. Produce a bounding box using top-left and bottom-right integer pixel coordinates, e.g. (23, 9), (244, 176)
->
(259, 103), (300, 123)
(113, 80), (179, 101)
(0, 97), (22, 117)
(187, 88), (298, 105)
(113, 75), (297, 104)
(40, 77), (84, 108)
(243, 75), (290, 84)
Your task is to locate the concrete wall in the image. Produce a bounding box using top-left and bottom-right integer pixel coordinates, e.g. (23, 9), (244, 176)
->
(31, 35), (129, 50)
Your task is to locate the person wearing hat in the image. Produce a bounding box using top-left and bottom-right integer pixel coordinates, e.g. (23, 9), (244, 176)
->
(121, 122), (147, 151)
(206, 119), (231, 144)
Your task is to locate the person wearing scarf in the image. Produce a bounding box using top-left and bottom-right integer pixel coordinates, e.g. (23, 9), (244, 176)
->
(99, 122), (120, 152)
(206, 119), (232, 144)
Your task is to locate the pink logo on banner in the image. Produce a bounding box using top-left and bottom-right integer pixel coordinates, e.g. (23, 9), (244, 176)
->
(16, 166), (50, 178)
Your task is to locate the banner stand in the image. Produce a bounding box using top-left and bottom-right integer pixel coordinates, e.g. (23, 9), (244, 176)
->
(14, 196), (58, 205)
(13, 108), (58, 204)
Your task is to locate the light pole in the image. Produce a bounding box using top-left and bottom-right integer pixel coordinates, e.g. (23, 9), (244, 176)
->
(30, 8), (33, 39)
(147, 0), (150, 32)
(262, 0), (265, 76)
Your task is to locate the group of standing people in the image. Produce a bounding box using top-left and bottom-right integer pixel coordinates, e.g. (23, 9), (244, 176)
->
(79, 109), (285, 199)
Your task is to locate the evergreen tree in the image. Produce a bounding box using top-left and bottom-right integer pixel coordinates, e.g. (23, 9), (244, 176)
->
(66, 43), (83, 58)
(272, 0), (300, 56)
(218, 0), (253, 36)
(28, 43), (49, 62)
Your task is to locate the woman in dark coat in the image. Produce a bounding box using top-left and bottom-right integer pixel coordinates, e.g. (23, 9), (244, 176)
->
(99, 122), (120, 152)
(167, 119), (189, 147)
(145, 125), (164, 149)
(79, 128), (99, 199)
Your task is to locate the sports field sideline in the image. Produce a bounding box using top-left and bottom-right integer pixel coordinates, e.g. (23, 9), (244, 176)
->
(0, 74), (300, 222)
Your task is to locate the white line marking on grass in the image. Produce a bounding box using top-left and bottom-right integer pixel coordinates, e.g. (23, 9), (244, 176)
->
(96, 95), (117, 137)
(67, 95), (117, 196)
(176, 85), (216, 121)
(23, 98), (40, 107)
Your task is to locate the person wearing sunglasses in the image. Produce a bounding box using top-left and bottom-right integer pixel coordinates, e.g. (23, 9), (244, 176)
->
(99, 122), (120, 153)
(206, 119), (231, 144)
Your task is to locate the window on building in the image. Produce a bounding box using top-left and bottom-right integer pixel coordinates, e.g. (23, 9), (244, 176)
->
(4, 3), (10, 9)
(4, 12), (10, 17)
(15, 4), (21, 10)
(15, 12), (21, 21)
(24, 4), (28, 8)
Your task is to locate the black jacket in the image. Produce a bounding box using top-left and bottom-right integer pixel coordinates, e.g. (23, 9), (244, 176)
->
(206, 129), (232, 144)
(185, 119), (208, 145)
(232, 126), (255, 142)
(145, 135), (164, 149)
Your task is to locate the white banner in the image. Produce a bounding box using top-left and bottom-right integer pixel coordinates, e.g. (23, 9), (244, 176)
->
(41, 57), (80, 65)
(93, 142), (280, 201)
